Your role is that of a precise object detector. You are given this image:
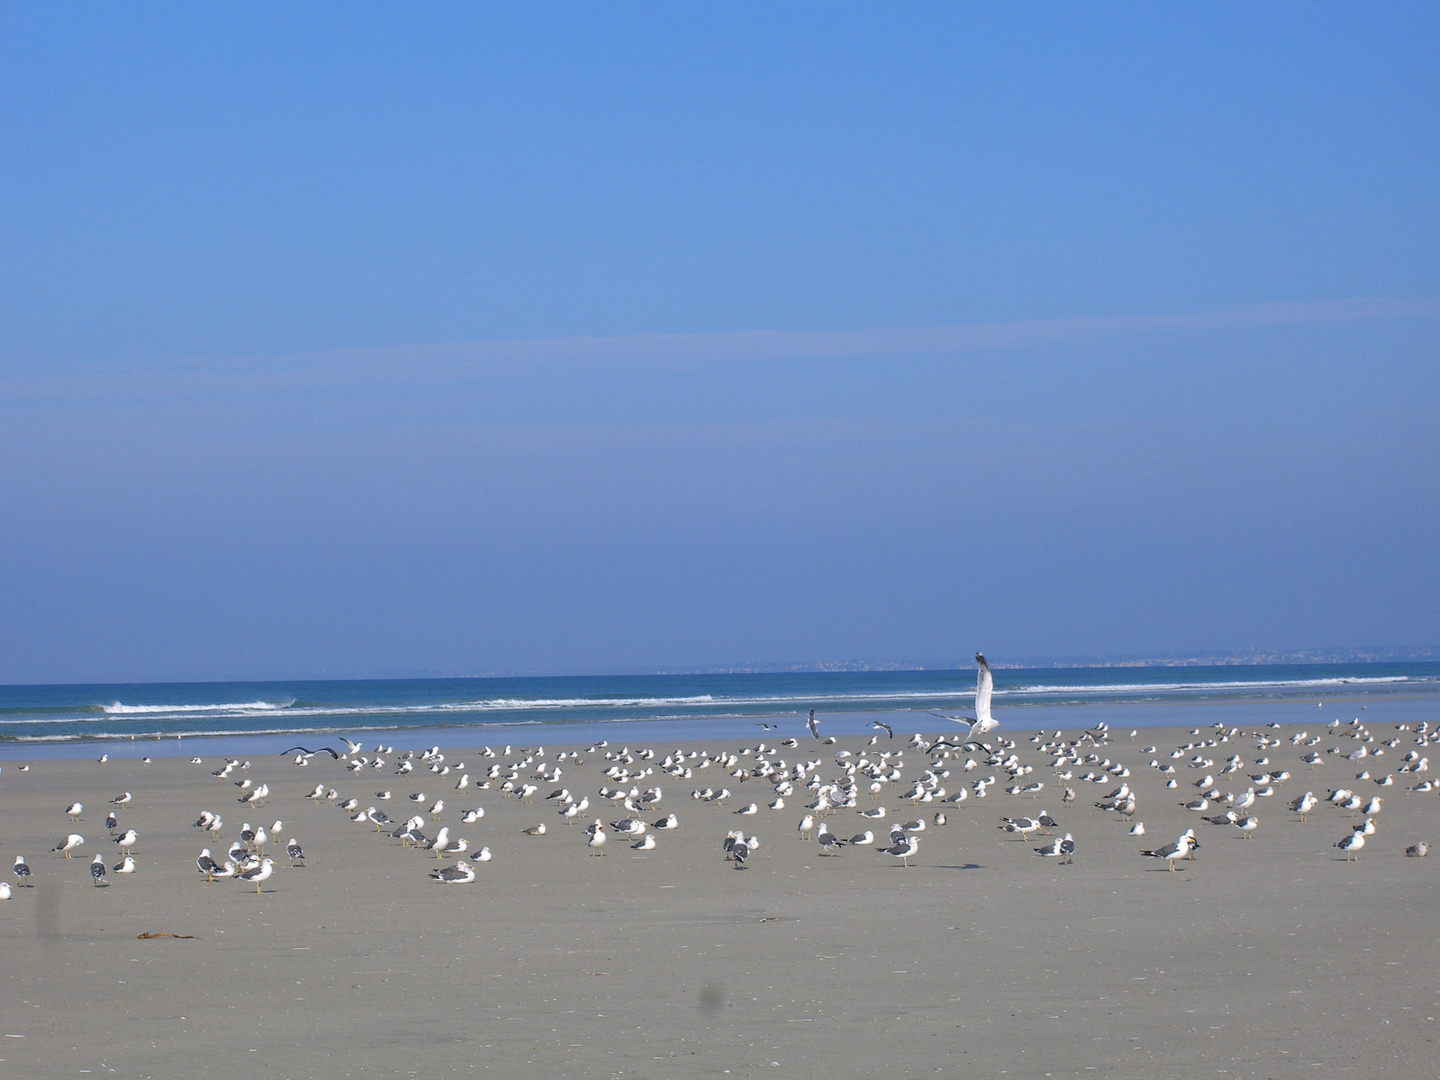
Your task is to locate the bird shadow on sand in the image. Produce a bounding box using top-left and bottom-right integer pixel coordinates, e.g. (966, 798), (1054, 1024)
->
(934, 863), (984, 871)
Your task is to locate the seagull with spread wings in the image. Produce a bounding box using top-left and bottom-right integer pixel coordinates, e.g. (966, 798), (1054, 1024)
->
(930, 653), (1000, 737)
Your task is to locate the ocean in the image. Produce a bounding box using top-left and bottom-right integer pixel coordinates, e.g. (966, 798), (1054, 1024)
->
(1, 661), (1437, 759)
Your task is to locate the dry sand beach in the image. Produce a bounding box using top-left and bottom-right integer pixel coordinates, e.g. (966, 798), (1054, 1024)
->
(2, 721), (1438, 1080)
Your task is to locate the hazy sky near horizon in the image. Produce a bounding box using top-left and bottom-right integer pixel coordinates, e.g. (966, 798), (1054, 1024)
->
(2, 5), (1438, 683)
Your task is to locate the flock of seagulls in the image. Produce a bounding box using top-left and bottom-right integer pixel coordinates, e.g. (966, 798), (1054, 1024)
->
(2, 661), (1437, 906)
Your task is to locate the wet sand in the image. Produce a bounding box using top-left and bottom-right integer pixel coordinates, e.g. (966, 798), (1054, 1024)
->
(1, 724), (1437, 1080)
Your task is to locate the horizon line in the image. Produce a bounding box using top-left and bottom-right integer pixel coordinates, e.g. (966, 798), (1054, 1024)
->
(3, 647), (1436, 688)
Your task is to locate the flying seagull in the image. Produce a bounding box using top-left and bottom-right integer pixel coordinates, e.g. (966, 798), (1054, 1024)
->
(280, 746), (340, 759)
(806, 709), (820, 740)
(871, 721), (894, 739)
(930, 654), (1000, 737)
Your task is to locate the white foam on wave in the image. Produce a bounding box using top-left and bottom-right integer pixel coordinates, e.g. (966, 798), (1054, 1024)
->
(998, 675), (1411, 697)
(101, 699), (296, 715)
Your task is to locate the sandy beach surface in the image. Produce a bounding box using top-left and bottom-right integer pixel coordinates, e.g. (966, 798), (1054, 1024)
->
(1, 722), (1437, 1080)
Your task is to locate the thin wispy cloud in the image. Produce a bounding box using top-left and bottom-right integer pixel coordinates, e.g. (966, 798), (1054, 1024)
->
(406, 296), (1440, 366)
(4, 297), (1438, 404)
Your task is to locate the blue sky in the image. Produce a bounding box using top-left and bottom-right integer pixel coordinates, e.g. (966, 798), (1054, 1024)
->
(2, 5), (1437, 682)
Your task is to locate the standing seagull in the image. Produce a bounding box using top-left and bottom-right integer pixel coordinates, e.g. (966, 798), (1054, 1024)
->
(882, 833), (919, 868)
(239, 857), (275, 893)
(286, 839), (305, 866)
(932, 654), (1000, 737)
(14, 855), (32, 886)
(65, 802), (84, 822)
(1034, 832), (1076, 863)
(1335, 830), (1365, 861)
(90, 854), (107, 886)
(1140, 832), (1196, 872)
(54, 834), (84, 858)
(588, 825), (607, 856)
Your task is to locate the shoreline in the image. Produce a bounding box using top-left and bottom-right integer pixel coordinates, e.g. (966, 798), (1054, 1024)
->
(4, 687), (1440, 761)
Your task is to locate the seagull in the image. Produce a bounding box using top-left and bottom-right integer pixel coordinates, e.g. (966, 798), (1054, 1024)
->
(90, 854), (107, 886)
(931, 653), (1000, 736)
(1290, 791), (1317, 820)
(816, 825), (845, 856)
(54, 834), (84, 858)
(1336, 829), (1365, 861)
(849, 830), (875, 845)
(798, 814), (815, 840)
(286, 839), (305, 865)
(882, 833), (919, 867)
(859, 807), (887, 819)
(431, 859), (475, 883)
(438, 836), (469, 857)
(730, 839), (750, 869)
(871, 721), (894, 739)
(1129, 822), (1145, 836)
(654, 813), (679, 830)
(239, 857), (275, 893)
(1140, 832), (1196, 871)
(111, 792), (132, 808)
(65, 802), (83, 821)
(1000, 816), (1040, 840)
(0, 882), (10, 900)
(113, 855), (136, 874)
(807, 709), (820, 740)
(522, 823), (547, 836)
(114, 829), (138, 853)
(105, 812), (118, 832)
(282, 746), (339, 759)
(632, 834), (657, 851)
(1034, 832), (1076, 863)
(14, 855), (32, 886)
(1405, 841), (1429, 858)
(588, 825), (607, 856)
(197, 849), (223, 881)
(1233, 816), (1259, 838)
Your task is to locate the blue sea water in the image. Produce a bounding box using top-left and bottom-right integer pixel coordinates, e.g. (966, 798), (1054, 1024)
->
(1, 662), (1437, 759)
